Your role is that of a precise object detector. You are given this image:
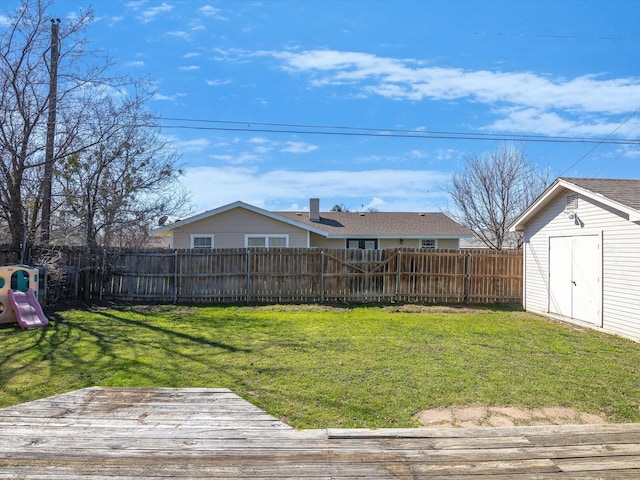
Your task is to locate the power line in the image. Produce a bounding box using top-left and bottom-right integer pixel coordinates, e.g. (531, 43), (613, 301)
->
(560, 106), (640, 176)
(157, 117), (640, 146)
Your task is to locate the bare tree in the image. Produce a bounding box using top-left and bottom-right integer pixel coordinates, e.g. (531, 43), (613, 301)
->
(0, 0), (187, 255)
(445, 144), (551, 249)
(55, 86), (189, 250)
(0, 1), (110, 253)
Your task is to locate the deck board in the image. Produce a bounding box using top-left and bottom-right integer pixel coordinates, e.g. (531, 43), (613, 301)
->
(0, 387), (638, 479)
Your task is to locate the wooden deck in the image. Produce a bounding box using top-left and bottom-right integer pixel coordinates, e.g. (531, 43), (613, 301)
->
(0, 387), (639, 479)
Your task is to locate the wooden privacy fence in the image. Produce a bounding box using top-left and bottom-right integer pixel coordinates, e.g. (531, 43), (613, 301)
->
(79, 247), (522, 304)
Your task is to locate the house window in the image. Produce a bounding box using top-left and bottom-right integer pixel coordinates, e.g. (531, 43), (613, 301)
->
(245, 235), (288, 248)
(421, 239), (437, 249)
(191, 234), (214, 250)
(347, 239), (378, 250)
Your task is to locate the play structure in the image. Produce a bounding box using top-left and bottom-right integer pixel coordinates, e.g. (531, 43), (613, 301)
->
(0, 265), (48, 328)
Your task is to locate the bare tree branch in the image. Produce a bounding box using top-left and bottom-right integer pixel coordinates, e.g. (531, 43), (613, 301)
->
(445, 143), (551, 249)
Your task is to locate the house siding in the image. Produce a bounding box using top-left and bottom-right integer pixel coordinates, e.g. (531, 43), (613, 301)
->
(379, 238), (461, 249)
(308, 236), (345, 249)
(170, 208), (310, 249)
(433, 238), (460, 249)
(600, 209), (640, 340)
(523, 189), (640, 341)
(308, 235), (460, 249)
(171, 217), (467, 251)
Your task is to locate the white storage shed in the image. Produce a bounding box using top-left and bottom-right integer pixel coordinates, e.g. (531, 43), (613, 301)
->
(511, 177), (640, 342)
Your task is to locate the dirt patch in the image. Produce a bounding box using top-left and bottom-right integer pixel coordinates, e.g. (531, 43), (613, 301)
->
(415, 405), (608, 428)
(383, 305), (490, 314)
(237, 304), (350, 312)
(238, 304), (494, 314)
(128, 304), (198, 315)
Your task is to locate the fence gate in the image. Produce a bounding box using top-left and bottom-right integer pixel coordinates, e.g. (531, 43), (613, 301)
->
(321, 249), (397, 302)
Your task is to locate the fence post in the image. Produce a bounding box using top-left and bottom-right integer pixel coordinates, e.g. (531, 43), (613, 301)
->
(395, 250), (401, 302)
(173, 250), (178, 304)
(320, 250), (324, 304)
(464, 252), (471, 303)
(246, 249), (251, 304)
(99, 248), (106, 301)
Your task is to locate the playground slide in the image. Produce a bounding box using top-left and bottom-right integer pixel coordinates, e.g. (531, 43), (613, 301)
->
(8, 288), (48, 329)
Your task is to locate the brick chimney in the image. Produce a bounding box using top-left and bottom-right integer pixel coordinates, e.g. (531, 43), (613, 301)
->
(309, 198), (320, 222)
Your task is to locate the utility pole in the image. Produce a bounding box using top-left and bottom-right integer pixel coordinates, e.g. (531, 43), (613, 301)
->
(40, 18), (61, 244)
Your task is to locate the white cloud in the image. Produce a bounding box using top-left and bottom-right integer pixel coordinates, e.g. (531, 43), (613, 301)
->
(210, 152), (261, 165)
(434, 149), (456, 161)
(125, 1), (147, 9)
(365, 197), (387, 210)
(152, 93), (176, 101)
(200, 137), (319, 165)
(281, 141), (318, 154)
(486, 107), (640, 137)
(253, 146), (272, 154)
(249, 48), (640, 137)
(153, 90), (187, 102)
(168, 31), (191, 40)
(166, 136), (211, 154)
(139, 2), (173, 23)
(407, 149), (428, 159)
(198, 5), (227, 20)
(182, 166), (451, 213)
(205, 78), (231, 86)
(618, 144), (640, 158)
(179, 65), (200, 71)
(352, 148), (436, 165)
(274, 50), (640, 115)
(124, 60), (145, 67)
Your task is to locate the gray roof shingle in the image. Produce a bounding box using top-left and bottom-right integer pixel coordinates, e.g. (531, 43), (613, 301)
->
(277, 211), (472, 237)
(561, 177), (640, 210)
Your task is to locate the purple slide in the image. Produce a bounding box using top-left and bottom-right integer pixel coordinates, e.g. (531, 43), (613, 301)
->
(8, 289), (48, 329)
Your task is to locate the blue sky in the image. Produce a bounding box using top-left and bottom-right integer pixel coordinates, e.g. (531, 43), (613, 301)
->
(6, 0), (640, 214)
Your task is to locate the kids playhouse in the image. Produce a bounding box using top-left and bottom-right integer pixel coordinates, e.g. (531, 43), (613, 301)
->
(0, 265), (48, 328)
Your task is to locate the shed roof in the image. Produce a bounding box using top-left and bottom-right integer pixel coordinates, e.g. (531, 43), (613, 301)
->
(560, 177), (640, 210)
(511, 177), (640, 231)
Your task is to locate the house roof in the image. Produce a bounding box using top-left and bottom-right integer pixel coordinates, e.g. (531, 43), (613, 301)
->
(152, 201), (329, 237)
(511, 177), (640, 231)
(152, 201), (473, 239)
(277, 211), (473, 238)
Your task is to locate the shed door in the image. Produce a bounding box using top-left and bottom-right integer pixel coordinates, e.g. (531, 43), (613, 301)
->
(548, 235), (601, 326)
(549, 237), (572, 318)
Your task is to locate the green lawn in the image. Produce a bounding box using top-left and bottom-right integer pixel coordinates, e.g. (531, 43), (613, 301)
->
(1, 304), (639, 428)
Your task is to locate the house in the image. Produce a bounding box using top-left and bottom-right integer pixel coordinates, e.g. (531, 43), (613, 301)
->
(152, 198), (473, 250)
(510, 177), (640, 342)
(459, 231), (522, 249)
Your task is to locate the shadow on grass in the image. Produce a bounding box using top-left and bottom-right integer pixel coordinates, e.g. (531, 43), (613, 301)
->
(0, 306), (251, 405)
(95, 310), (248, 353)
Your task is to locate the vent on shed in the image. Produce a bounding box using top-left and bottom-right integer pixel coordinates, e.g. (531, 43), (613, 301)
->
(565, 194), (578, 210)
